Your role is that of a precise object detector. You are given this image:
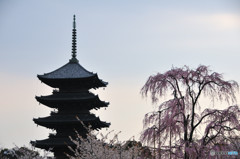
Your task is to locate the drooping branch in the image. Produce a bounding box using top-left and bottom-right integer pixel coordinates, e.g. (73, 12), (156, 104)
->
(202, 105), (240, 146)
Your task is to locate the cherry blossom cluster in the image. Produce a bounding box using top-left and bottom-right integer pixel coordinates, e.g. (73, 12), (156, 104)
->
(66, 129), (145, 159)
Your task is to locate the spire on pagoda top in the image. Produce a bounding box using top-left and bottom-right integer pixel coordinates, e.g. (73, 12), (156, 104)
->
(69, 15), (79, 63)
(37, 15), (108, 89)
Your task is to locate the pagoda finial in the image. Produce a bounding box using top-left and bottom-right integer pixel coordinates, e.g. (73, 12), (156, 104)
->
(70, 14), (79, 63)
(73, 15), (76, 29)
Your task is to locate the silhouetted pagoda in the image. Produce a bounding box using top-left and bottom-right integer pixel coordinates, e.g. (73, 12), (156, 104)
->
(31, 15), (110, 158)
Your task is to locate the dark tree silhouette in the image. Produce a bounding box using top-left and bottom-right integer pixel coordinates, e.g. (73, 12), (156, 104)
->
(140, 65), (240, 159)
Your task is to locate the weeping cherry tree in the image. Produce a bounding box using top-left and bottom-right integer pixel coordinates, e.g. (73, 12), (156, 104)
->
(140, 65), (240, 159)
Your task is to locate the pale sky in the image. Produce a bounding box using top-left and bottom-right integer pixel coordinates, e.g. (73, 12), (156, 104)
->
(0, 0), (240, 152)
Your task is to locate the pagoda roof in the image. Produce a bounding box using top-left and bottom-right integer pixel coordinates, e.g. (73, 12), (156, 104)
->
(37, 62), (107, 89)
(36, 92), (109, 109)
(31, 137), (75, 150)
(38, 61), (95, 79)
(33, 114), (110, 129)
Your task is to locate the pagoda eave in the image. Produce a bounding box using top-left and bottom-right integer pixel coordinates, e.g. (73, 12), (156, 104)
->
(38, 74), (107, 89)
(30, 138), (75, 151)
(35, 95), (109, 109)
(33, 116), (110, 129)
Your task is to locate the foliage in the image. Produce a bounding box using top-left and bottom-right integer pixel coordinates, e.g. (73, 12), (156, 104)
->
(0, 146), (46, 159)
(140, 65), (240, 158)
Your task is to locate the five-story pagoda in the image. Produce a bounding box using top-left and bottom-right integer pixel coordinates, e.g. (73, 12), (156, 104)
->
(31, 15), (110, 158)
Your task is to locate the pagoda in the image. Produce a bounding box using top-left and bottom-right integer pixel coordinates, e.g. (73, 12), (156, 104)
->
(31, 15), (110, 158)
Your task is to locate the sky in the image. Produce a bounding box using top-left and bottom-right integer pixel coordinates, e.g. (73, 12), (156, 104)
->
(0, 0), (240, 152)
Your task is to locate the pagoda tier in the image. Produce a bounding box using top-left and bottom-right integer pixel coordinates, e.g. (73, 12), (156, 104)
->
(31, 135), (85, 159)
(31, 137), (75, 150)
(37, 62), (107, 89)
(35, 91), (109, 109)
(33, 113), (110, 129)
(31, 136), (79, 157)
